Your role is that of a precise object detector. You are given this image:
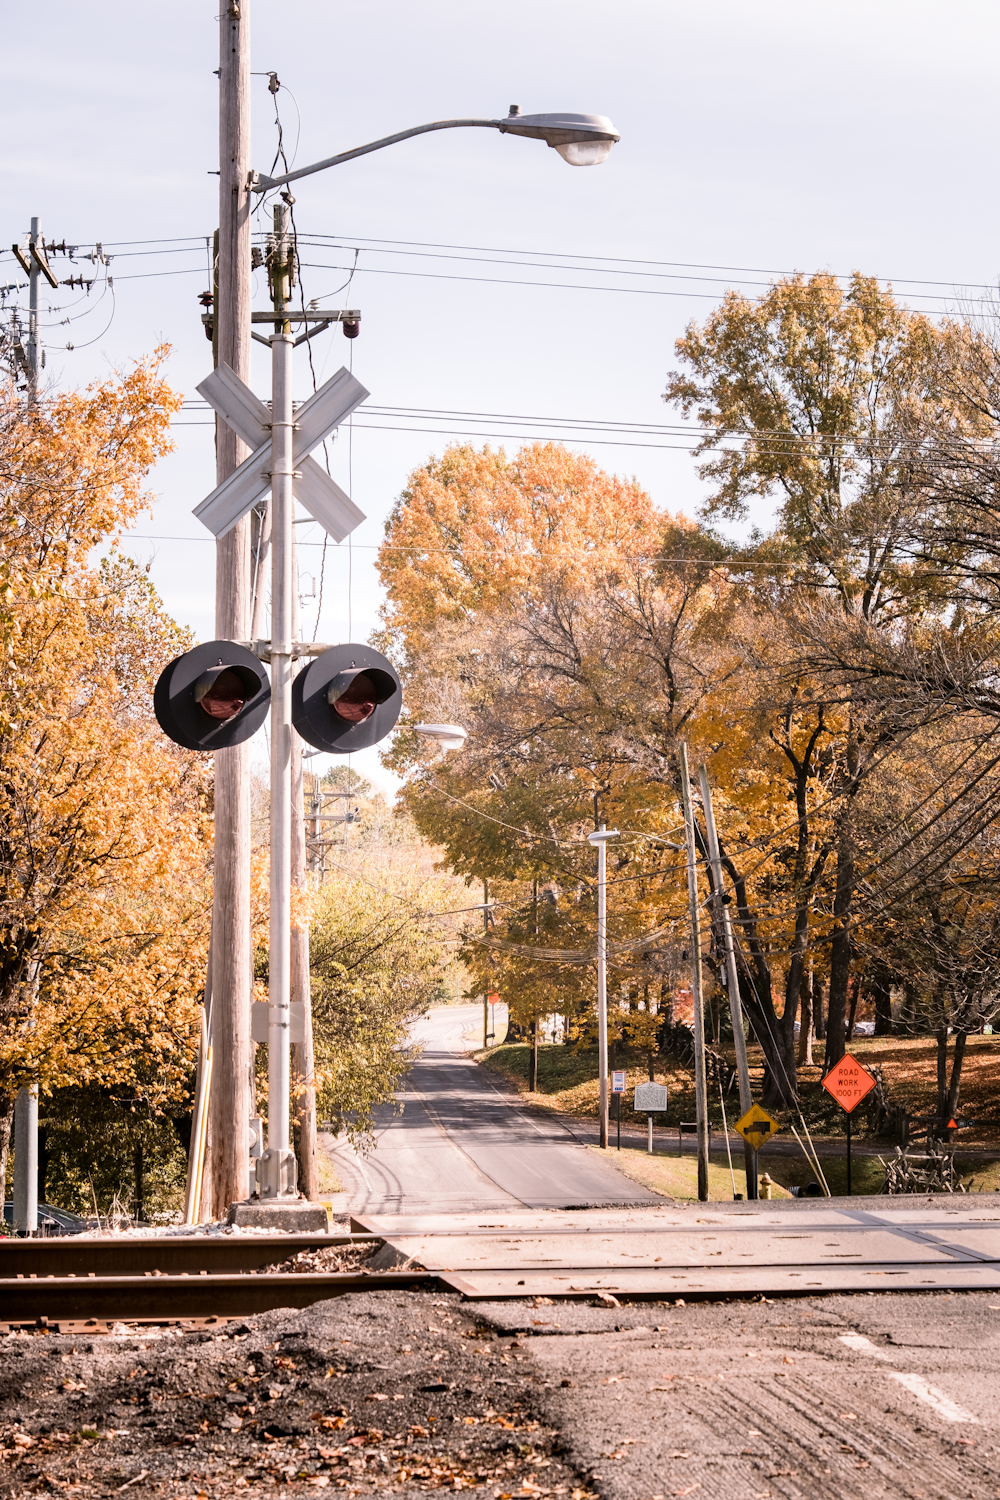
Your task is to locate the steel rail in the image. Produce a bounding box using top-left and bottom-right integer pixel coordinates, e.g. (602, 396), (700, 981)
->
(0, 1269), (436, 1329)
(0, 1233), (381, 1279)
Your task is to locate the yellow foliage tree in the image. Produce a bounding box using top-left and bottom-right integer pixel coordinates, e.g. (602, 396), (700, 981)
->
(0, 357), (214, 1179)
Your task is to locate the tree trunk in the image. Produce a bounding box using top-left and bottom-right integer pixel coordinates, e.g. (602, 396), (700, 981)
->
(37, 1125), (49, 1206)
(814, 974), (826, 1040)
(944, 1030), (967, 1129)
(660, 981), (674, 1027)
(826, 828), (854, 1071)
(936, 1021), (949, 1123)
(797, 970), (813, 1066)
(134, 1142), (144, 1222)
(0, 1098), (11, 1202)
(846, 976), (862, 1044)
(528, 1018), (538, 1091)
(873, 972), (893, 1036)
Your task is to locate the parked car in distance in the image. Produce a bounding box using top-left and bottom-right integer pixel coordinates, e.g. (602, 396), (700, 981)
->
(2, 1200), (87, 1236)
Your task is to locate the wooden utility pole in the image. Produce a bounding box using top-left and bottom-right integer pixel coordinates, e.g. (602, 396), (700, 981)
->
(483, 880), (490, 1048)
(205, 0), (254, 1217)
(290, 548), (318, 1199)
(678, 744), (709, 1202)
(529, 879), (539, 1091)
(698, 763), (757, 1200)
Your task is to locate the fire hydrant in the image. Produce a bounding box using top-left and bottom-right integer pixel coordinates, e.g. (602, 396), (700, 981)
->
(760, 1172), (773, 1200)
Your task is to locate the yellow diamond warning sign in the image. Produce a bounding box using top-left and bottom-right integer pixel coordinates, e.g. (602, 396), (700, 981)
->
(734, 1103), (781, 1152)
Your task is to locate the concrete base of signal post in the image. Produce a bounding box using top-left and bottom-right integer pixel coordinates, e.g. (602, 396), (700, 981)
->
(227, 1199), (329, 1232)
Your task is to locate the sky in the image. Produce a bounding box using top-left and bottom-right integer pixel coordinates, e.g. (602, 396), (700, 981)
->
(5, 0), (1000, 791)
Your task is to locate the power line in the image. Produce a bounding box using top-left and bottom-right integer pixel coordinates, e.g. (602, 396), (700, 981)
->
(298, 258), (969, 315)
(291, 231), (999, 295)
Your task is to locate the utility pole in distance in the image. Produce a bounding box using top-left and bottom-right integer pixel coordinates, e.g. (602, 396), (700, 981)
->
(588, 823), (620, 1150)
(698, 764), (757, 1200)
(205, 0), (254, 1217)
(678, 744), (710, 1202)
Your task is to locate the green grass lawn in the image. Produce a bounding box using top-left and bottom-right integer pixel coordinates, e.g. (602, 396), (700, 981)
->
(478, 1040), (1000, 1196)
(595, 1146), (785, 1201)
(602, 1142), (889, 1199)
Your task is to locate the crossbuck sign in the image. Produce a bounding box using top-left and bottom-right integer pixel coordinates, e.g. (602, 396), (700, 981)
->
(193, 362), (369, 539)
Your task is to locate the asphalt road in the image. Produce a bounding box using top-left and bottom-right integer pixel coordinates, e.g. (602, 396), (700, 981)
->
(498, 1289), (1000, 1500)
(326, 1005), (658, 1215)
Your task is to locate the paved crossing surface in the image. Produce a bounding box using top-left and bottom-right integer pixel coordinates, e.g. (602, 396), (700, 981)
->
(355, 1200), (1000, 1297)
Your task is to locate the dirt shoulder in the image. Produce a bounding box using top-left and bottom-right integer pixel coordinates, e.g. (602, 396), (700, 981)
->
(0, 1290), (592, 1499)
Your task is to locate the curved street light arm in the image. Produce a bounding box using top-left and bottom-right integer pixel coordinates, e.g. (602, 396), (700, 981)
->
(252, 119), (504, 192)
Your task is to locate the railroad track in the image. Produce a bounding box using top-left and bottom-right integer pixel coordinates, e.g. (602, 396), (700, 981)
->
(9, 1199), (1000, 1330)
(0, 1269), (437, 1332)
(0, 1231), (378, 1278)
(0, 1231), (444, 1332)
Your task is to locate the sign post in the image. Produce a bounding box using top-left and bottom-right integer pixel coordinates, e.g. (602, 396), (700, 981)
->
(821, 1053), (877, 1195)
(634, 1081), (669, 1154)
(734, 1103), (781, 1197)
(611, 1070), (627, 1150)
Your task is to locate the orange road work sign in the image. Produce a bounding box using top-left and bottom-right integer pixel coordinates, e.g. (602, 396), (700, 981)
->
(822, 1052), (877, 1113)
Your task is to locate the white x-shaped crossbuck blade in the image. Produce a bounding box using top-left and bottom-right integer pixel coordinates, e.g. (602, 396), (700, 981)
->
(193, 363), (369, 539)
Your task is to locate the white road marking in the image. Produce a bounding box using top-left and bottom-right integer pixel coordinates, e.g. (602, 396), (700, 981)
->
(888, 1373), (982, 1424)
(838, 1333), (892, 1361)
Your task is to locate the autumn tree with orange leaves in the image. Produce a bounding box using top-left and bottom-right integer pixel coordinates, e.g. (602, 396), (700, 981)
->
(0, 356), (214, 1193)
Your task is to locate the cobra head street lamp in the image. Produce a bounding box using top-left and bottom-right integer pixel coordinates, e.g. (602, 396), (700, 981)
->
(251, 107), (620, 192)
(413, 723), (469, 756)
(497, 108), (619, 166)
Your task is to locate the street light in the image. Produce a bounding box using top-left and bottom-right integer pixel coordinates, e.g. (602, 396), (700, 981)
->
(413, 723), (468, 755)
(250, 107), (620, 192)
(226, 101), (616, 1211)
(587, 824), (620, 1149)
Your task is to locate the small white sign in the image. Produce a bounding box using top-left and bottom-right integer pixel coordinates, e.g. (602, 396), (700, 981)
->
(611, 1069), (627, 1094)
(251, 1001), (305, 1045)
(634, 1081), (668, 1113)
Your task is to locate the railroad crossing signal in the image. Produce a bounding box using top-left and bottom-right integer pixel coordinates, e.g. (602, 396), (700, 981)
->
(292, 644), (402, 754)
(734, 1103), (781, 1152)
(821, 1053), (877, 1114)
(193, 362), (368, 539)
(154, 640), (270, 750)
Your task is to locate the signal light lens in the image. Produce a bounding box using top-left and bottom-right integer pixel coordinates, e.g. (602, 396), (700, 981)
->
(330, 671), (378, 723)
(293, 646), (402, 754)
(196, 667), (248, 721)
(154, 642), (271, 752)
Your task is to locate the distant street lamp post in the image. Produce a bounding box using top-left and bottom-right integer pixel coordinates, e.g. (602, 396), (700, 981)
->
(588, 824), (620, 1149)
